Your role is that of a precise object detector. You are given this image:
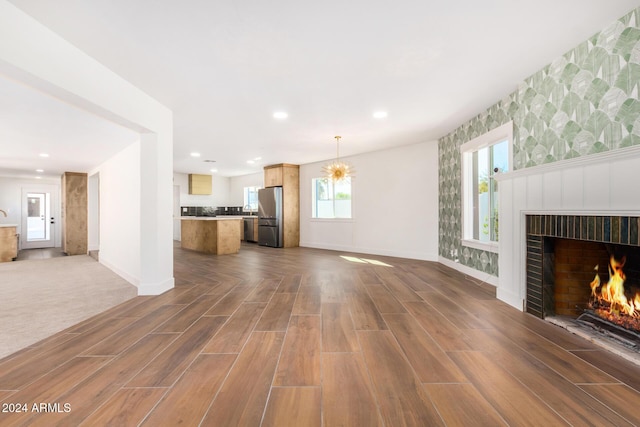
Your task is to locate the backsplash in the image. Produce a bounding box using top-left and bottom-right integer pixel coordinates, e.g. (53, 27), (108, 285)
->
(181, 206), (252, 216)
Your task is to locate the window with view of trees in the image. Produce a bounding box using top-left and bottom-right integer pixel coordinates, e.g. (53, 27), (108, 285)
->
(312, 177), (352, 218)
(461, 122), (512, 252)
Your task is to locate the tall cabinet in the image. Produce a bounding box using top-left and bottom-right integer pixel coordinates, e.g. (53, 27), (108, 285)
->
(263, 163), (299, 248)
(61, 172), (88, 255)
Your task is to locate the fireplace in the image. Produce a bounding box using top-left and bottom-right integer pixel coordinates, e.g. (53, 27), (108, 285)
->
(525, 214), (640, 339)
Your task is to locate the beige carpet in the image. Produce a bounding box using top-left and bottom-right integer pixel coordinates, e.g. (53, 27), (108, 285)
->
(0, 255), (137, 359)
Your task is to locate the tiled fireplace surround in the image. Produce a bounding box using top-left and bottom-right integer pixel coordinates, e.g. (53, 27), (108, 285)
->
(494, 145), (640, 312)
(493, 146), (640, 363)
(525, 214), (640, 319)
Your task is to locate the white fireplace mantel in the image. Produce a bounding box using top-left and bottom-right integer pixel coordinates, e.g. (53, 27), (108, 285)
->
(494, 145), (640, 310)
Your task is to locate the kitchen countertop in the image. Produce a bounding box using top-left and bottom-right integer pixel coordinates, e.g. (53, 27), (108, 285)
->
(179, 216), (257, 220)
(0, 224), (18, 228)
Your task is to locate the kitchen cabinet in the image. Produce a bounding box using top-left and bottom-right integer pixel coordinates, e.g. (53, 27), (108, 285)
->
(263, 164), (299, 247)
(189, 174), (212, 195)
(264, 166), (283, 187)
(253, 217), (259, 241)
(0, 226), (18, 262)
(61, 172), (88, 256)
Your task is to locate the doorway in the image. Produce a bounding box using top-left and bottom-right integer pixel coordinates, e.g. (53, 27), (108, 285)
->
(21, 185), (59, 249)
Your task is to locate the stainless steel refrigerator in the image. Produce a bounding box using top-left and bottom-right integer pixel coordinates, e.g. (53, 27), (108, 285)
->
(258, 187), (283, 247)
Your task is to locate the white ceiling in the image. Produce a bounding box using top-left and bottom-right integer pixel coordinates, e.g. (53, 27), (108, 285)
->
(2, 0), (639, 178)
(0, 76), (140, 180)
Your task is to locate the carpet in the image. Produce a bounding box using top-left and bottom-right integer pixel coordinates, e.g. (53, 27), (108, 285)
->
(0, 255), (137, 359)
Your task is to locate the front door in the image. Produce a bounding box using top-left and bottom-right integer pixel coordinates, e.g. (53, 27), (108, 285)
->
(21, 187), (57, 249)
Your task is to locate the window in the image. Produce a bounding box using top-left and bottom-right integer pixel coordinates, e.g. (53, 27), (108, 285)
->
(461, 122), (512, 252)
(312, 177), (352, 219)
(243, 186), (260, 211)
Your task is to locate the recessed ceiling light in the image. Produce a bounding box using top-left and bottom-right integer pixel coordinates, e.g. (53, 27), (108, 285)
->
(36, 169), (44, 173)
(210, 168), (218, 173)
(190, 152), (201, 157)
(273, 111), (288, 119)
(373, 111), (388, 119)
(39, 153), (49, 158)
(254, 157), (262, 161)
(35, 176), (41, 179)
(247, 160), (255, 164)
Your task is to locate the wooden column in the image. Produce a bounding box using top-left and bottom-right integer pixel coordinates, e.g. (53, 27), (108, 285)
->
(61, 172), (88, 255)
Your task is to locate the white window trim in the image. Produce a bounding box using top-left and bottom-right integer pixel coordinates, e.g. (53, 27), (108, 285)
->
(311, 177), (354, 220)
(310, 218), (355, 223)
(460, 121), (513, 254)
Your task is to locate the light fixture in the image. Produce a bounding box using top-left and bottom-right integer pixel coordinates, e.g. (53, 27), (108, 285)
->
(39, 153), (49, 158)
(373, 111), (388, 119)
(190, 152), (201, 157)
(247, 160), (255, 164)
(210, 168), (218, 173)
(273, 111), (288, 119)
(35, 169), (44, 173)
(322, 136), (354, 182)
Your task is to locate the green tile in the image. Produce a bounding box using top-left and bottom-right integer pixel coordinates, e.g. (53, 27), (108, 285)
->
(631, 217), (639, 246)
(612, 217), (620, 243)
(621, 217), (629, 244)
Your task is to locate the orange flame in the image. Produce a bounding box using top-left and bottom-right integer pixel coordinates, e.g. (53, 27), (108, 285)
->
(590, 255), (639, 318)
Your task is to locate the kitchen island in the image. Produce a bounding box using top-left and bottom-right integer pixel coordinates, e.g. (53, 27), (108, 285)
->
(180, 217), (243, 255)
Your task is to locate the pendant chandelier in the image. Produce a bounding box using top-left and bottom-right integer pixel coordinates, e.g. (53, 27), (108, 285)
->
(322, 136), (355, 181)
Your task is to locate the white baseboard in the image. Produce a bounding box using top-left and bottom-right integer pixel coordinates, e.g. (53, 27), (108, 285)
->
(137, 277), (174, 296)
(496, 287), (525, 311)
(100, 256), (174, 295)
(437, 257), (526, 311)
(99, 257), (139, 287)
(437, 256), (499, 287)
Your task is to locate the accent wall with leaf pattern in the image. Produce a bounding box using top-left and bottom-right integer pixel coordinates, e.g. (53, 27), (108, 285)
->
(439, 7), (640, 277)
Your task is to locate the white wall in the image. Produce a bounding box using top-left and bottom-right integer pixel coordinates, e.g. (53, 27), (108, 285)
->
(87, 173), (100, 251)
(173, 172), (230, 209)
(1, 1), (174, 295)
(228, 172), (264, 206)
(0, 176), (61, 248)
(172, 172), (231, 241)
(300, 141), (439, 261)
(95, 143), (141, 284)
(496, 145), (640, 310)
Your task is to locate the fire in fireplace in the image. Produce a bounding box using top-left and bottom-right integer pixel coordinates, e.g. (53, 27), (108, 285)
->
(588, 255), (640, 333)
(526, 214), (640, 357)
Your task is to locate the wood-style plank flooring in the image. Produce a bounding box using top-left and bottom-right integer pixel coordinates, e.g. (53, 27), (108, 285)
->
(1, 242), (640, 426)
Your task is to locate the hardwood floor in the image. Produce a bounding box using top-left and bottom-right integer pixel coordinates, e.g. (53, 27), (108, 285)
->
(1, 242), (640, 426)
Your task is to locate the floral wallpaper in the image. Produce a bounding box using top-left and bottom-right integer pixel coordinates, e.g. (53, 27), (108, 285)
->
(439, 7), (640, 277)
